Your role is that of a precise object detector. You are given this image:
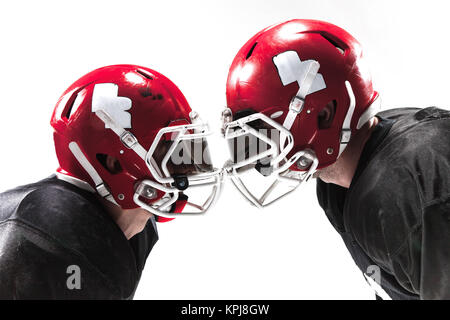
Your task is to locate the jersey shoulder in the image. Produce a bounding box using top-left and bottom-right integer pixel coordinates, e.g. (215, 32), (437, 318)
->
(4, 177), (119, 243)
(374, 106), (450, 202)
(0, 176), (140, 297)
(345, 107), (450, 267)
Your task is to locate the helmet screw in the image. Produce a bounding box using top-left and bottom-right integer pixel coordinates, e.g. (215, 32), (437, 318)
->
(189, 111), (199, 121)
(118, 194), (125, 200)
(306, 109), (311, 114)
(119, 150), (124, 155)
(297, 157), (312, 169)
(326, 148), (334, 155)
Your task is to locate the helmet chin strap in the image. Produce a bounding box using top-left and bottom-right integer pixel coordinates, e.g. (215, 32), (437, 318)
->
(68, 141), (118, 205)
(339, 81), (356, 156)
(282, 61), (321, 131)
(95, 109), (222, 217)
(337, 81), (382, 157)
(357, 95), (381, 130)
(281, 77), (375, 160)
(277, 59), (322, 173)
(55, 172), (95, 193)
(273, 51), (379, 162)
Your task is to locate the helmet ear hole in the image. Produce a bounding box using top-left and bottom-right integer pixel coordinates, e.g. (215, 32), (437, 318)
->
(96, 154), (123, 174)
(318, 100), (336, 130)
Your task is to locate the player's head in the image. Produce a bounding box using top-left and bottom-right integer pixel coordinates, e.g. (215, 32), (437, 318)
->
(51, 65), (222, 220)
(222, 19), (379, 207)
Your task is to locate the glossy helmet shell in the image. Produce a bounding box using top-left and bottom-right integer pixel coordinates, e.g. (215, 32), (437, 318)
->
(51, 64), (192, 209)
(226, 19), (378, 169)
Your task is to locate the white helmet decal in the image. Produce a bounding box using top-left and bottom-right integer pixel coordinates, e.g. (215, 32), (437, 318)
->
(92, 83), (132, 129)
(273, 51), (326, 94)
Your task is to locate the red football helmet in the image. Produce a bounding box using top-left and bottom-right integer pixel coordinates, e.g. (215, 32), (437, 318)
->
(51, 65), (222, 219)
(222, 19), (380, 207)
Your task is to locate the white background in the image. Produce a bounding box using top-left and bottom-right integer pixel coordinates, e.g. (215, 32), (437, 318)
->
(0, 0), (449, 299)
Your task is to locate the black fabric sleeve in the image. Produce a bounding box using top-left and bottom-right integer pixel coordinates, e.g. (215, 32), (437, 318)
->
(0, 220), (121, 299)
(388, 196), (450, 300)
(420, 197), (450, 299)
(353, 172), (450, 299)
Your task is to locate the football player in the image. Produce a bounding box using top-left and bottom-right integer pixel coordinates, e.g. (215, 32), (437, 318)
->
(0, 65), (222, 299)
(222, 19), (450, 299)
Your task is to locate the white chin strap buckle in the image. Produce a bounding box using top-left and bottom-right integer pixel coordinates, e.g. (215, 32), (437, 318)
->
(96, 183), (111, 198)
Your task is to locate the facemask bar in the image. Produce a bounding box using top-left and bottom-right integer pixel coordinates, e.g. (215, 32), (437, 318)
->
(95, 109), (222, 218)
(222, 110), (319, 208)
(225, 146), (318, 208)
(145, 121), (222, 184)
(224, 112), (295, 171)
(222, 80), (379, 208)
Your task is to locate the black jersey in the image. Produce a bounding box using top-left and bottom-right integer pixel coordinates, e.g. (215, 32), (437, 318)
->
(0, 175), (158, 299)
(317, 107), (450, 299)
